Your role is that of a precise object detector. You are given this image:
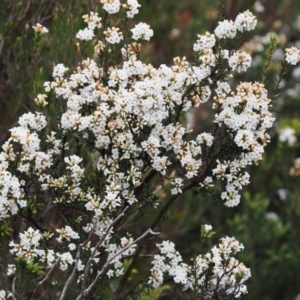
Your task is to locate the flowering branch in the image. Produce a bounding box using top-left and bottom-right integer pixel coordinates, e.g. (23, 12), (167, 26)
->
(1, 1), (298, 299)
(80, 206), (129, 296)
(59, 218), (99, 300)
(77, 228), (159, 300)
(113, 165), (211, 298)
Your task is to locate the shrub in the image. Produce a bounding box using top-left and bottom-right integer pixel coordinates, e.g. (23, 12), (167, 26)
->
(0, 1), (299, 299)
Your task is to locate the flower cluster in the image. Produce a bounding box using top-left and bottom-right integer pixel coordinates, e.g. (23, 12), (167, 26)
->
(279, 127), (297, 146)
(228, 51), (252, 73)
(32, 23), (48, 34)
(193, 32), (216, 52)
(0, 1), (289, 298)
(131, 22), (154, 41)
(215, 10), (257, 39)
(0, 290), (12, 300)
(212, 81), (274, 206)
(149, 228), (250, 298)
(235, 10), (257, 32)
(83, 12), (102, 30)
(215, 20), (237, 39)
(101, 0), (121, 14)
(76, 28), (95, 41)
(9, 227), (56, 267)
(123, 0), (141, 18)
(285, 47), (300, 65)
(105, 27), (124, 44)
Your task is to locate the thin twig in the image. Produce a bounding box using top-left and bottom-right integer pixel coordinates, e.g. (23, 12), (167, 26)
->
(30, 258), (61, 300)
(77, 228), (159, 300)
(12, 277), (17, 300)
(260, 36), (278, 84)
(270, 60), (288, 101)
(58, 218), (99, 300)
(79, 206), (129, 297)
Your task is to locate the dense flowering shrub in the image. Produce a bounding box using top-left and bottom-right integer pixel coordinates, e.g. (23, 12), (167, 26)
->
(0, 1), (298, 299)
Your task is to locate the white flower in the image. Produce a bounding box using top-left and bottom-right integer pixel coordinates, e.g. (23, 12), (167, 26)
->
(235, 129), (255, 149)
(151, 156), (170, 175)
(56, 226), (80, 242)
(285, 47), (300, 65)
(0, 290), (13, 300)
(61, 110), (81, 130)
(20, 227), (42, 247)
(82, 12), (102, 30)
(76, 28), (95, 41)
(53, 64), (69, 78)
(222, 190), (241, 207)
(34, 94), (48, 107)
(77, 259), (85, 271)
(150, 237), (250, 296)
(277, 188), (288, 200)
(18, 112), (47, 131)
(215, 81), (231, 95)
(7, 264), (16, 276)
(171, 178), (184, 195)
(279, 127), (297, 146)
(200, 176), (214, 189)
(254, 1), (265, 13)
(107, 269), (114, 278)
(265, 212), (279, 222)
(234, 10), (257, 32)
(32, 23), (48, 34)
(101, 0), (121, 14)
(68, 243), (76, 251)
(123, 0), (141, 18)
(59, 252), (74, 271)
(193, 32), (216, 52)
(64, 155), (83, 167)
(203, 224), (213, 233)
(228, 51), (252, 73)
(104, 27), (123, 44)
(131, 23), (153, 41)
(200, 49), (216, 67)
(197, 132), (214, 147)
(214, 20), (237, 39)
(221, 49), (230, 59)
(104, 191), (122, 209)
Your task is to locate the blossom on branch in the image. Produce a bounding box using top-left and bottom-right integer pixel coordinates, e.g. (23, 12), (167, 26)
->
(0, 2), (293, 299)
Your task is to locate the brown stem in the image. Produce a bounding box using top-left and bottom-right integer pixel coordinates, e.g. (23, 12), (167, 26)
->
(271, 60), (287, 101)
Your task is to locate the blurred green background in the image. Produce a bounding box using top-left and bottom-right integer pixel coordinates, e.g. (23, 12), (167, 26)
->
(1, 0), (300, 299)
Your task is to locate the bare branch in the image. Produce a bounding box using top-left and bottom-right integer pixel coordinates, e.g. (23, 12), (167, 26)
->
(77, 228), (159, 300)
(79, 206), (129, 297)
(12, 277), (17, 300)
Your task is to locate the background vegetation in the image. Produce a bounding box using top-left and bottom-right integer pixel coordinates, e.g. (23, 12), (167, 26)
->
(0, 0), (300, 299)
